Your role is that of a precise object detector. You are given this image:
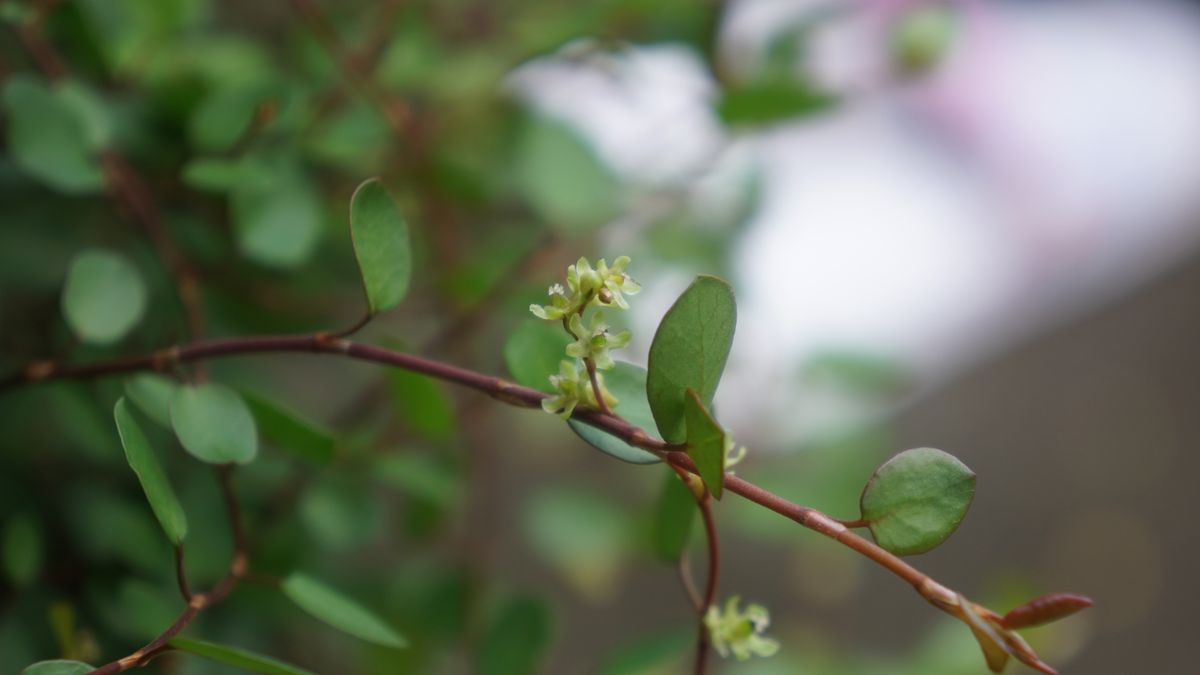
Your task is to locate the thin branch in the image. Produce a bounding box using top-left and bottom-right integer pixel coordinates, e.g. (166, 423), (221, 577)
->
(694, 495), (719, 675)
(677, 555), (703, 614)
(584, 357), (614, 416)
(172, 546), (191, 603)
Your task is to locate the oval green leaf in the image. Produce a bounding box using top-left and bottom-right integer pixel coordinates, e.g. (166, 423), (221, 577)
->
(503, 319), (571, 393)
(21, 661), (94, 675)
(514, 116), (618, 233)
(61, 249), (147, 344)
(124, 373), (178, 428)
(2, 76), (103, 193)
(859, 447), (975, 555)
(231, 163), (322, 269)
(115, 398), (188, 544)
(281, 573), (407, 648)
(349, 177), (411, 315)
(646, 275), (736, 444)
(477, 595), (552, 675)
(168, 636), (315, 675)
(567, 361), (661, 464)
(651, 469), (695, 563)
(682, 388), (727, 499)
(170, 383), (258, 465)
(241, 390), (335, 464)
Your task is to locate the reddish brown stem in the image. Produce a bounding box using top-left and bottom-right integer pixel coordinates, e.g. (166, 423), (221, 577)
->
(694, 495), (719, 675)
(173, 546), (191, 602)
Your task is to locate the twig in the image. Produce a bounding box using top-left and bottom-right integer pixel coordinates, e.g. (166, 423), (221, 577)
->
(172, 546), (191, 603)
(694, 495), (719, 675)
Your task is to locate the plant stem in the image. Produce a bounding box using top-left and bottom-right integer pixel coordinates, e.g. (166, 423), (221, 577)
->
(173, 546), (191, 603)
(694, 494), (719, 675)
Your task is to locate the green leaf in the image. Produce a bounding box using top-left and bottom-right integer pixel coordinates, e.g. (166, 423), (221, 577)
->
(114, 398), (188, 544)
(477, 595), (552, 675)
(188, 85), (266, 152)
(61, 249), (147, 345)
(568, 361), (661, 464)
(280, 573), (407, 648)
(524, 488), (631, 598)
(598, 627), (692, 675)
(2, 513), (43, 587)
(716, 80), (837, 126)
(2, 76), (103, 193)
(168, 636), (315, 675)
(374, 454), (460, 507)
(349, 177), (411, 314)
(514, 116), (618, 232)
(231, 162), (323, 269)
(386, 369), (455, 441)
(646, 275), (736, 443)
(650, 469), (695, 563)
(683, 389), (727, 499)
(859, 447), (976, 555)
(241, 391), (335, 464)
(503, 319), (572, 393)
(123, 373), (178, 428)
(891, 4), (958, 75)
(21, 661), (93, 675)
(182, 157), (249, 193)
(170, 383), (258, 465)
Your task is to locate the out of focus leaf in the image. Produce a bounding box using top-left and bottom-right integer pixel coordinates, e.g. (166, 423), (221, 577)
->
(21, 661), (93, 675)
(114, 398), (188, 544)
(349, 177), (411, 314)
(717, 81), (836, 126)
(2, 513), (43, 587)
(231, 160), (323, 269)
(860, 448), (975, 555)
(514, 116), (618, 232)
(598, 626), (692, 675)
(170, 383), (258, 464)
(61, 249), (147, 345)
(101, 579), (178, 641)
(298, 478), (383, 551)
(891, 4), (958, 75)
(957, 596), (1011, 672)
(683, 388), (727, 499)
(646, 275), (736, 443)
(189, 84), (266, 152)
(477, 595), (552, 675)
(568, 361), (661, 464)
(374, 453), (460, 507)
(1, 76), (103, 193)
(168, 636), (315, 675)
(281, 573), (407, 648)
(182, 157), (250, 192)
(241, 390), (335, 464)
(386, 369), (455, 442)
(524, 488), (631, 598)
(503, 319), (572, 393)
(651, 469), (695, 563)
(123, 374), (177, 428)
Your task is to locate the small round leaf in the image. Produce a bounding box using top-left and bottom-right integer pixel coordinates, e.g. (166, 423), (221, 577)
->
(170, 383), (258, 465)
(859, 447), (975, 555)
(349, 177), (411, 315)
(61, 249), (147, 344)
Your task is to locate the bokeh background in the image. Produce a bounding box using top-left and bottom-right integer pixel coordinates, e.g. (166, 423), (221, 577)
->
(2, 0), (1199, 673)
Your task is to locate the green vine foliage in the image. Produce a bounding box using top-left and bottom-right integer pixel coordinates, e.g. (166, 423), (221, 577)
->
(0, 3), (1091, 675)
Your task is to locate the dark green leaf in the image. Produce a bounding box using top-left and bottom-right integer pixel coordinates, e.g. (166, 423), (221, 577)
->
(683, 389), (727, 499)
(21, 661), (93, 675)
(123, 374), (177, 428)
(114, 398), (188, 544)
(2, 513), (43, 587)
(650, 469), (695, 562)
(646, 275), (736, 443)
(598, 627), (692, 675)
(241, 391), (335, 464)
(281, 573), (407, 648)
(859, 447), (975, 555)
(168, 636), (315, 675)
(349, 177), (411, 314)
(2, 76), (103, 193)
(386, 369), (455, 441)
(568, 361), (661, 464)
(477, 595), (552, 675)
(503, 319), (571, 393)
(717, 80), (836, 126)
(170, 383), (258, 465)
(514, 116), (618, 232)
(61, 249), (147, 345)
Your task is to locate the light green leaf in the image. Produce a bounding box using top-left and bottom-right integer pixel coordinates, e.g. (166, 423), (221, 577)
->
(503, 319), (572, 393)
(61, 249), (147, 345)
(349, 177), (411, 314)
(477, 595), (552, 675)
(170, 383), (258, 465)
(231, 163), (323, 269)
(568, 361), (661, 464)
(683, 388), (727, 499)
(598, 627), (692, 675)
(115, 398), (188, 544)
(2, 513), (43, 587)
(2, 76), (103, 193)
(168, 636), (315, 675)
(651, 469), (695, 563)
(646, 275), (736, 443)
(21, 661), (93, 675)
(859, 447), (976, 555)
(124, 373), (178, 428)
(281, 573), (407, 648)
(514, 116), (618, 232)
(241, 391), (335, 464)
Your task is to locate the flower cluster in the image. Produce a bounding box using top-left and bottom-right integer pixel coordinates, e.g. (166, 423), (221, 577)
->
(530, 257), (640, 417)
(704, 596), (780, 661)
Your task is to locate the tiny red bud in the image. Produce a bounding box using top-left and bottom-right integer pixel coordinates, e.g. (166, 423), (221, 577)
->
(1001, 593), (1094, 630)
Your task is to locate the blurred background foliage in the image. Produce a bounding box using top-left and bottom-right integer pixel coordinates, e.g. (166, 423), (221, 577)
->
(3, 0), (1199, 673)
